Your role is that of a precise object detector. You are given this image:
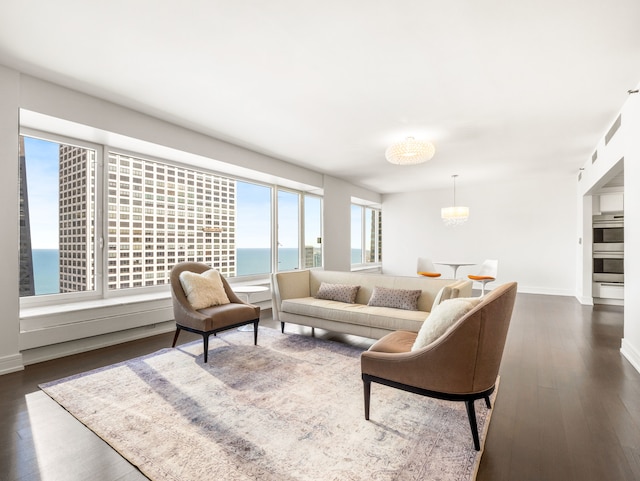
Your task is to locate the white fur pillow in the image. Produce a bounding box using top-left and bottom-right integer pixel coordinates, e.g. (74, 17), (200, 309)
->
(411, 297), (483, 351)
(179, 269), (230, 310)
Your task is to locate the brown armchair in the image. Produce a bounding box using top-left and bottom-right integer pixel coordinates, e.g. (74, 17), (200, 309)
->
(361, 281), (517, 450)
(170, 262), (261, 362)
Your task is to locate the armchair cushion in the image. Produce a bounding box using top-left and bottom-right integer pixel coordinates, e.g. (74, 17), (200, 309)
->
(179, 269), (230, 310)
(367, 286), (422, 311)
(412, 297), (482, 351)
(315, 282), (360, 304)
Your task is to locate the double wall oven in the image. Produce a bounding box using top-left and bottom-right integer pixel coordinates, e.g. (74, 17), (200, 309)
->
(593, 214), (624, 302)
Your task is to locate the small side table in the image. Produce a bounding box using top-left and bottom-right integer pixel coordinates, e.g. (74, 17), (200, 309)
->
(233, 285), (269, 331)
(233, 285), (269, 304)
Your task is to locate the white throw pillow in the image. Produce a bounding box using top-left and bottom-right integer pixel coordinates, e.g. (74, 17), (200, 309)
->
(411, 297), (483, 351)
(179, 269), (230, 310)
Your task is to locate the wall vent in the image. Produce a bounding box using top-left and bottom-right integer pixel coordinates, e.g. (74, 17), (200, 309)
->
(605, 115), (622, 145)
(592, 150), (598, 163)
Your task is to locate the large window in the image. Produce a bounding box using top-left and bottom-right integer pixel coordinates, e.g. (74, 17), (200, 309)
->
(19, 131), (324, 301)
(236, 181), (272, 276)
(351, 204), (382, 266)
(277, 189), (300, 271)
(19, 135), (97, 297)
(303, 195), (322, 268)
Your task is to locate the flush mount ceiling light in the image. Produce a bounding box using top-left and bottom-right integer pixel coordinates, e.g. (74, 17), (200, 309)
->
(441, 174), (469, 226)
(385, 137), (435, 165)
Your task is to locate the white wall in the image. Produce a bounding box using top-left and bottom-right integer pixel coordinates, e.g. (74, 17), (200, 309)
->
(0, 66), (22, 373)
(322, 176), (354, 271)
(382, 174), (577, 295)
(0, 66), (380, 372)
(621, 89), (640, 372)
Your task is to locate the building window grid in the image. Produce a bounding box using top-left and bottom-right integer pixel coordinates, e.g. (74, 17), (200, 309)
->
(106, 152), (236, 289)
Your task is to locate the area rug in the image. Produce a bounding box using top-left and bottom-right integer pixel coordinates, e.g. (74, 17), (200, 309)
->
(40, 328), (497, 481)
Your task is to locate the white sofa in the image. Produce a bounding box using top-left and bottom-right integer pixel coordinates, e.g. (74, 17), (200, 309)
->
(271, 270), (472, 339)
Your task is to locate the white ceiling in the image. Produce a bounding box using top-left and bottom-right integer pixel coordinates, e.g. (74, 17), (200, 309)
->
(1, 1), (639, 194)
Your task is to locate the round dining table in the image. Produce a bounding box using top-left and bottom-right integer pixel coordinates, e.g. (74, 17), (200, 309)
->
(434, 261), (477, 279)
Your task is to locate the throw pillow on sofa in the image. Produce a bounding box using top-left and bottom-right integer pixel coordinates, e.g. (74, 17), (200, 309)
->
(315, 282), (360, 303)
(411, 297), (483, 351)
(179, 269), (230, 310)
(367, 286), (422, 311)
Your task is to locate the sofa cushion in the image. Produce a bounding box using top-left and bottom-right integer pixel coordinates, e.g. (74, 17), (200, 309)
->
(281, 298), (427, 332)
(179, 269), (230, 310)
(315, 282), (360, 304)
(367, 286), (422, 311)
(411, 297), (482, 351)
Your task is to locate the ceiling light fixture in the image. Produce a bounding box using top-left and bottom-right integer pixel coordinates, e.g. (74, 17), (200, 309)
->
(385, 137), (435, 165)
(441, 174), (469, 226)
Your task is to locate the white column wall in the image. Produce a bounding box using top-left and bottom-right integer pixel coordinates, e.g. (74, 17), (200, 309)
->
(322, 176), (355, 272)
(0, 66), (22, 373)
(621, 89), (640, 372)
(382, 174), (577, 295)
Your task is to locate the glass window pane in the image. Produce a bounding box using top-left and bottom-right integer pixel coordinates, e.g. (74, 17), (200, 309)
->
(277, 190), (300, 271)
(351, 205), (362, 264)
(106, 152), (236, 288)
(236, 181), (272, 276)
(303, 195), (322, 268)
(365, 207), (375, 263)
(19, 135), (96, 297)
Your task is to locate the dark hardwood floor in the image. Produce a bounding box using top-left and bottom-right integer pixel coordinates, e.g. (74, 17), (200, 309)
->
(1, 293), (639, 480)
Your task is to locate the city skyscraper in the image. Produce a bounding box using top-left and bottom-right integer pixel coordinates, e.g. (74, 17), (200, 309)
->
(19, 136), (35, 297)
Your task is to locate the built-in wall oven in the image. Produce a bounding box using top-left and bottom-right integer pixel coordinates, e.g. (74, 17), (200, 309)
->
(593, 214), (624, 302)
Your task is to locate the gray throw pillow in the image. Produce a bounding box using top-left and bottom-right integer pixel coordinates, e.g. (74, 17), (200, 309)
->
(367, 286), (422, 311)
(315, 282), (360, 304)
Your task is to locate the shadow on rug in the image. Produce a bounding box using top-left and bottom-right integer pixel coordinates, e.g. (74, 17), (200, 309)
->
(40, 327), (497, 481)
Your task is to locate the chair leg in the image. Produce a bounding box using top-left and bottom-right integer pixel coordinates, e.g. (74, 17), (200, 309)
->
(465, 399), (481, 451)
(171, 327), (181, 347)
(202, 333), (210, 363)
(253, 319), (259, 345)
(363, 378), (371, 420)
(281, 322), (285, 333)
(484, 395), (491, 409)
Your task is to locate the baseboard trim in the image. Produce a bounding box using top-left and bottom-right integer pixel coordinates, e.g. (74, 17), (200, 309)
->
(0, 353), (24, 375)
(621, 339), (640, 375)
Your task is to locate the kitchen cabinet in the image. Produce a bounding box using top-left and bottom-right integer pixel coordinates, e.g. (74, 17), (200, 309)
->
(599, 193), (623, 213)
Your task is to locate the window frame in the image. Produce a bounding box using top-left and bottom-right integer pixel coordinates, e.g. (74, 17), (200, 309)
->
(19, 128), (105, 308)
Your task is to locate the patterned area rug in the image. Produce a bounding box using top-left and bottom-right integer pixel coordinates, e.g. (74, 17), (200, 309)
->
(40, 328), (497, 481)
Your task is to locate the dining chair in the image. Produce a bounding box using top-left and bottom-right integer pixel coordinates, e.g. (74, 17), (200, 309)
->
(468, 259), (498, 296)
(416, 257), (441, 278)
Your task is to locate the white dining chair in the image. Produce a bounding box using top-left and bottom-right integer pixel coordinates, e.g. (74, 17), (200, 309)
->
(468, 259), (498, 296)
(416, 257), (441, 278)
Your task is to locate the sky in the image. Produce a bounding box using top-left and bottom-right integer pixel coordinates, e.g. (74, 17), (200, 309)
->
(23, 136), (60, 249)
(22, 136), (324, 250)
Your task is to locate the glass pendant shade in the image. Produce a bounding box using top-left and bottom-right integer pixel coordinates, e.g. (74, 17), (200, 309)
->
(441, 205), (470, 226)
(441, 174), (469, 226)
(385, 137), (435, 165)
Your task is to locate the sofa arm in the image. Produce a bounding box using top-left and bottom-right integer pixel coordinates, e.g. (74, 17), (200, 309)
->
(431, 280), (474, 310)
(271, 270), (312, 322)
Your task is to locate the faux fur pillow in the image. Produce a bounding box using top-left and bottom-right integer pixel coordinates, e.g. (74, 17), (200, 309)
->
(179, 269), (230, 310)
(315, 282), (360, 304)
(367, 286), (422, 311)
(411, 297), (483, 351)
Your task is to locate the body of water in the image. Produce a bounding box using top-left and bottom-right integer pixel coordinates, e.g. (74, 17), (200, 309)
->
(28, 248), (318, 295)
